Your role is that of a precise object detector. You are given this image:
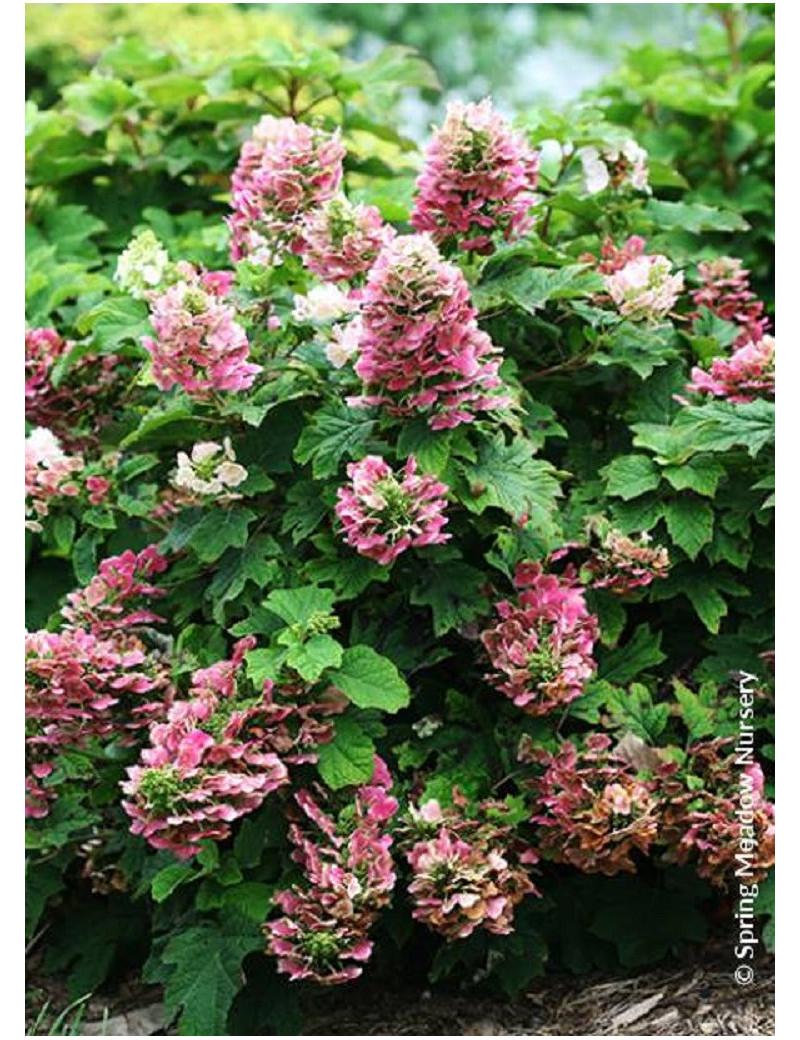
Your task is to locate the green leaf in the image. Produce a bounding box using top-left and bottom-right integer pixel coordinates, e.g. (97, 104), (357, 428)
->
(673, 571), (731, 633)
(644, 199), (749, 233)
(590, 878), (707, 966)
(294, 404), (377, 478)
(285, 634), (343, 682)
(316, 715), (376, 789)
(163, 921), (262, 1037)
(26, 863), (65, 940)
(188, 508), (256, 563)
(353, 44), (441, 92)
(206, 536), (281, 622)
(673, 681), (715, 740)
(600, 625), (666, 685)
(676, 400), (775, 457)
(410, 561), (488, 636)
(217, 882), (276, 923)
(120, 400), (205, 451)
(612, 496), (664, 534)
(662, 457), (724, 497)
(327, 646), (410, 712)
(263, 586), (337, 628)
(280, 481), (330, 545)
(245, 647), (288, 688)
(138, 73), (204, 108)
(76, 296), (150, 352)
(474, 263), (599, 314)
(603, 455), (661, 500)
(62, 76), (139, 132)
(459, 433), (561, 524)
(754, 870), (775, 952)
(664, 499), (714, 560)
(51, 514), (76, 556)
(71, 531), (101, 584)
(151, 863), (196, 904)
(595, 322), (678, 379)
(304, 549), (391, 600)
(607, 683), (670, 742)
(397, 422), (454, 478)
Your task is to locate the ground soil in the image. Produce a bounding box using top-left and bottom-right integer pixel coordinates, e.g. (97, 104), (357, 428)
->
(27, 943), (774, 1036)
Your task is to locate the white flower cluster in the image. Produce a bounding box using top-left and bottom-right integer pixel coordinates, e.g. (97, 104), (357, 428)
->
(115, 230), (171, 298)
(604, 255), (684, 322)
(172, 438), (248, 497)
(292, 284), (360, 324)
(578, 140), (650, 195)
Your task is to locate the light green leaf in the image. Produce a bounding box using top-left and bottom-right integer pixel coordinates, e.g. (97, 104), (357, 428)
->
(644, 199), (749, 233)
(76, 296), (150, 352)
(674, 681), (715, 739)
(607, 682), (670, 742)
(327, 646), (410, 712)
(285, 634), (343, 682)
(263, 586), (337, 628)
(676, 400), (775, 457)
(316, 716), (376, 789)
(679, 575), (729, 633)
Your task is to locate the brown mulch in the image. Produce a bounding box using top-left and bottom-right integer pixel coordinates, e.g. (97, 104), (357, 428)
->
(301, 958), (774, 1035)
(27, 947), (774, 1035)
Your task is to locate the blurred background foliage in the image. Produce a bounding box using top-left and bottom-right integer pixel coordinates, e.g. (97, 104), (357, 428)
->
(25, 3), (774, 305)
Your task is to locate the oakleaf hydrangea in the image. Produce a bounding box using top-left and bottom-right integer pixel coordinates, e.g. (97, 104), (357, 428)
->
(481, 562), (598, 716)
(335, 455), (450, 565)
(228, 115), (345, 263)
(411, 98), (539, 253)
(348, 234), (511, 428)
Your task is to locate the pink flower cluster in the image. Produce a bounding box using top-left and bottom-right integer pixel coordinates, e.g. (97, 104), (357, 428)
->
(401, 798), (537, 941)
(481, 562), (598, 716)
(690, 257), (769, 346)
(411, 99), (539, 253)
(228, 115), (345, 263)
(300, 196), (394, 282)
(522, 734), (659, 875)
(142, 266), (259, 397)
(659, 741), (775, 888)
(586, 527), (670, 593)
(349, 234), (510, 428)
(25, 627), (171, 818)
(588, 235), (646, 275)
(26, 547), (173, 819)
(686, 335), (775, 404)
(551, 519), (670, 595)
(266, 759), (398, 984)
(123, 639), (343, 859)
(25, 327), (120, 445)
(25, 427), (84, 531)
(62, 545), (169, 635)
(335, 455), (450, 565)
(25, 328), (67, 416)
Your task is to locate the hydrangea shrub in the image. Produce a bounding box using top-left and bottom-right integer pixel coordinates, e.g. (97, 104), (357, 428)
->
(26, 14), (774, 1036)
